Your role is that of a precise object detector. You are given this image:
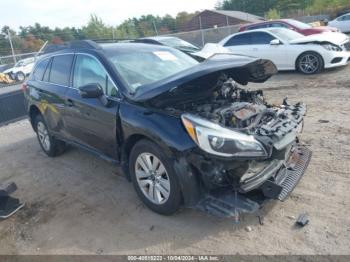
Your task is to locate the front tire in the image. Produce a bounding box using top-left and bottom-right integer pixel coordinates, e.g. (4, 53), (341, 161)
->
(34, 114), (66, 157)
(129, 139), (182, 215)
(296, 52), (324, 74)
(15, 71), (25, 82)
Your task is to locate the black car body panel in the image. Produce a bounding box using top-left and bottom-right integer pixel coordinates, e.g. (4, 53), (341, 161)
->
(24, 41), (312, 219)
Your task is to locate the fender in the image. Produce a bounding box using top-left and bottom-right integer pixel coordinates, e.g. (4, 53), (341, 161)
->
(119, 102), (202, 206)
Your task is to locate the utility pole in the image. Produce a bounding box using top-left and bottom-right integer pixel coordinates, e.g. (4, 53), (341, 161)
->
(35, 41), (48, 61)
(226, 15), (231, 35)
(199, 16), (205, 47)
(7, 29), (16, 63)
(153, 21), (158, 36)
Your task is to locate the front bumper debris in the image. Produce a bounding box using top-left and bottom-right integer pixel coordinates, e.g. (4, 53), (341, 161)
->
(261, 145), (312, 201)
(0, 182), (25, 219)
(196, 145), (312, 218)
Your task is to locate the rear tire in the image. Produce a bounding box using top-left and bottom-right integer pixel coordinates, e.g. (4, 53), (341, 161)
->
(129, 139), (182, 215)
(296, 52), (323, 74)
(34, 114), (66, 157)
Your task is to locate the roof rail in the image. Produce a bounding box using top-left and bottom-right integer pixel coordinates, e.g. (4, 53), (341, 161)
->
(68, 40), (101, 50)
(91, 38), (136, 43)
(42, 40), (102, 54)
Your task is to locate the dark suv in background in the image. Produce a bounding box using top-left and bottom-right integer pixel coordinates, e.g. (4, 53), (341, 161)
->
(24, 40), (311, 218)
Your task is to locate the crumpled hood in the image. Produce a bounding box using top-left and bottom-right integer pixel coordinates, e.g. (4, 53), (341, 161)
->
(131, 55), (277, 107)
(192, 43), (231, 59)
(290, 32), (349, 46)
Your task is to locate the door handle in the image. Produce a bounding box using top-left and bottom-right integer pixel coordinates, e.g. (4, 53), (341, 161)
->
(252, 48), (258, 51)
(66, 99), (74, 107)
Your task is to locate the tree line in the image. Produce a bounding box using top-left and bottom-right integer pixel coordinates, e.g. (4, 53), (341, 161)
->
(217, 0), (350, 17)
(0, 0), (349, 56)
(0, 12), (197, 56)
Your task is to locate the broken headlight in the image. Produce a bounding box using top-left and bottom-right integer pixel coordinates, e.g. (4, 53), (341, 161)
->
(321, 43), (342, 52)
(181, 114), (267, 158)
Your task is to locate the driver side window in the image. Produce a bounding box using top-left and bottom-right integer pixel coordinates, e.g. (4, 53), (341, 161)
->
(73, 54), (118, 97)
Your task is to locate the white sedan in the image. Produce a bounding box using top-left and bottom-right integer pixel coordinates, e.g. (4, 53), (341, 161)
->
(3, 57), (35, 81)
(195, 28), (350, 74)
(328, 13), (350, 33)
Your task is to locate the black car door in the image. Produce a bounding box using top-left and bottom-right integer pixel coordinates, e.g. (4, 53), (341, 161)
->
(63, 53), (120, 159)
(28, 54), (74, 137)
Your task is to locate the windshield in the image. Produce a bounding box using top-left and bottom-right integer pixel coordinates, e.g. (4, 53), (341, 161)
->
(286, 19), (312, 29)
(14, 61), (24, 67)
(269, 28), (304, 42)
(157, 37), (199, 50)
(108, 47), (198, 91)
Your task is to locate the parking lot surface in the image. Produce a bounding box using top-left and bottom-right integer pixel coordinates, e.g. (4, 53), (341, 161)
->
(0, 67), (349, 255)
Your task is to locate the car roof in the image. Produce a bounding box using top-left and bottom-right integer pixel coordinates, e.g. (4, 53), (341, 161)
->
(338, 12), (350, 18)
(99, 42), (177, 53)
(220, 28), (291, 45)
(234, 27), (290, 35)
(39, 41), (176, 57)
(18, 57), (35, 63)
(244, 19), (295, 27)
(141, 36), (177, 40)
(224, 28), (280, 37)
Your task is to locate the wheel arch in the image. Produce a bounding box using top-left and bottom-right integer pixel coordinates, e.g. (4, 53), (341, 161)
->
(29, 105), (42, 131)
(121, 133), (202, 207)
(295, 50), (325, 71)
(121, 133), (173, 180)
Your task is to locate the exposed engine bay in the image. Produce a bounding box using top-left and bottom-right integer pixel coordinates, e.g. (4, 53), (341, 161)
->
(167, 74), (306, 143)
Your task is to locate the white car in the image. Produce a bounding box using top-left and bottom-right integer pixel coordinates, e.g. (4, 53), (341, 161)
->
(328, 13), (350, 33)
(3, 57), (35, 81)
(195, 28), (350, 74)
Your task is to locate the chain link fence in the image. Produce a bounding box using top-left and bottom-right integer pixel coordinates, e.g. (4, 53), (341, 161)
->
(167, 25), (241, 47)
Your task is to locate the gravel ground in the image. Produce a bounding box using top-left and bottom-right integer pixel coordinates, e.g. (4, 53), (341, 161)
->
(0, 66), (349, 255)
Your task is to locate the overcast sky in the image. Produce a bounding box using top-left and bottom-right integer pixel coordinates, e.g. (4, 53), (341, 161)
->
(1, 0), (218, 30)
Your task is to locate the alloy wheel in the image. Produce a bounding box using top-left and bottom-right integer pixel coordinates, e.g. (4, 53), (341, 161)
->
(37, 121), (51, 151)
(16, 72), (25, 82)
(299, 54), (319, 74)
(135, 153), (170, 205)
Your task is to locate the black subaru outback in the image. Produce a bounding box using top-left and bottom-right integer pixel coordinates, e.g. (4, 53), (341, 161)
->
(24, 40), (311, 218)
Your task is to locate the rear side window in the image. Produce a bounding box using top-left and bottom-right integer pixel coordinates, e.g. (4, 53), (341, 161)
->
(32, 59), (49, 81)
(342, 15), (350, 21)
(225, 33), (251, 46)
(49, 55), (74, 86)
(269, 23), (288, 28)
(42, 58), (52, 82)
(247, 24), (268, 30)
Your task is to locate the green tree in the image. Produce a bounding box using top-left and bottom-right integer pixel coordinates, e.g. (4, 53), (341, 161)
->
(175, 11), (198, 31)
(266, 8), (281, 19)
(217, 0), (278, 17)
(81, 14), (112, 39)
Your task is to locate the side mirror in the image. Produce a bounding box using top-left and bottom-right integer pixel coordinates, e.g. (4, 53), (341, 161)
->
(79, 83), (103, 99)
(270, 39), (281, 45)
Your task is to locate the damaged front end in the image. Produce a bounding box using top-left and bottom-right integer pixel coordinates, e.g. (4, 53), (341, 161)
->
(176, 77), (312, 218)
(133, 56), (311, 219)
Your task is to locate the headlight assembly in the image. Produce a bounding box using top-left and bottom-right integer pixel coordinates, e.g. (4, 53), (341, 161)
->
(181, 114), (267, 158)
(321, 43), (342, 52)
